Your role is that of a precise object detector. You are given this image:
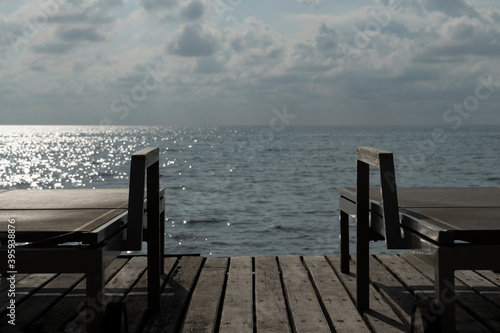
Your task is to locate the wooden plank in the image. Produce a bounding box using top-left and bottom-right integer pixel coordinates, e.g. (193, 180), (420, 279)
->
(125, 256), (178, 333)
(0, 273), (84, 332)
(381, 254), (489, 332)
(367, 256), (416, 329)
(219, 257), (253, 333)
(66, 257), (147, 332)
(328, 255), (408, 332)
(106, 256), (148, 299)
(144, 255), (204, 333)
(278, 255), (331, 332)
(27, 257), (128, 332)
(181, 257), (228, 333)
(303, 256), (371, 333)
(475, 270), (500, 288)
(0, 273), (56, 318)
(455, 269), (500, 308)
(401, 253), (499, 332)
(254, 256), (291, 333)
(0, 274), (28, 293)
(0, 189), (129, 210)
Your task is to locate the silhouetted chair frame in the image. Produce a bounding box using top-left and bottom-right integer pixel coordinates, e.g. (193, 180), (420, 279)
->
(339, 146), (500, 332)
(0, 147), (165, 333)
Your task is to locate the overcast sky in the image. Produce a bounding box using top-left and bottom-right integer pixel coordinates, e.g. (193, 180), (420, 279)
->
(1, 0), (500, 126)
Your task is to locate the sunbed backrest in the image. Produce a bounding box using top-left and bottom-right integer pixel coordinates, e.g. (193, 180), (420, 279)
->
(126, 147), (160, 251)
(356, 146), (401, 249)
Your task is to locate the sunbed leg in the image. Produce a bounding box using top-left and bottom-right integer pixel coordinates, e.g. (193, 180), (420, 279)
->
(147, 160), (161, 312)
(356, 160), (370, 312)
(160, 208), (165, 275)
(434, 251), (456, 333)
(86, 254), (105, 333)
(340, 210), (350, 273)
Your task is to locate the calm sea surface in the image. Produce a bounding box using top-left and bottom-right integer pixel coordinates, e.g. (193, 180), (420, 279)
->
(1, 125), (500, 256)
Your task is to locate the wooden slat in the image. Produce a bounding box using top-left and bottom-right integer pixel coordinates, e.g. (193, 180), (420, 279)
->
(0, 274), (28, 293)
(400, 254), (498, 332)
(181, 257), (228, 332)
(328, 255), (408, 332)
(0, 273), (84, 332)
(379, 254), (489, 332)
(27, 257), (128, 332)
(368, 256), (416, 329)
(278, 255), (331, 332)
(0, 273), (56, 317)
(254, 256), (291, 333)
(303, 256), (371, 333)
(455, 270), (500, 308)
(219, 257), (253, 333)
(125, 257), (178, 333)
(144, 256), (204, 333)
(356, 146), (392, 167)
(475, 270), (500, 288)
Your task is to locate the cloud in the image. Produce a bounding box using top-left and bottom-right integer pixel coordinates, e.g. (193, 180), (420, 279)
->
(140, 0), (178, 11)
(181, 0), (204, 21)
(195, 56), (225, 74)
(410, 0), (480, 18)
(226, 17), (286, 64)
(58, 27), (107, 42)
(167, 23), (219, 57)
(31, 42), (74, 54)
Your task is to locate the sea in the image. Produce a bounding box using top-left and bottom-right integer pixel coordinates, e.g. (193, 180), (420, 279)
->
(1, 125), (500, 257)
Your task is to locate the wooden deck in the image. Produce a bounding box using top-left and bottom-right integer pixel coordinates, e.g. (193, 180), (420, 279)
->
(1, 254), (500, 333)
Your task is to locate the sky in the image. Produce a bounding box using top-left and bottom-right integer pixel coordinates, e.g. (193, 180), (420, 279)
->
(1, 0), (500, 126)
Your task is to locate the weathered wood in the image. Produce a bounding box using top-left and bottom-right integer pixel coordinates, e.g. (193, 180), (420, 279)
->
(455, 270), (500, 308)
(0, 273), (84, 332)
(219, 257), (253, 333)
(1, 255), (499, 333)
(303, 256), (370, 333)
(278, 255), (331, 332)
(328, 255), (408, 333)
(254, 256), (291, 333)
(144, 255), (204, 333)
(106, 256), (147, 299)
(0, 273), (56, 318)
(380, 254), (489, 332)
(28, 257), (128, 332)
(181, 257), (228, 333)
(400, 253), (499, 332)
(367, 256), (416, 329)
(125, 257), (178, 333)
(0, 274), (27, 293)
(356, 146), (393, 168)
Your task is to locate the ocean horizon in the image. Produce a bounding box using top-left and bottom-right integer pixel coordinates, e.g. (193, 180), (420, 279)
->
(2, 125), (500, 257)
